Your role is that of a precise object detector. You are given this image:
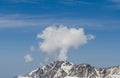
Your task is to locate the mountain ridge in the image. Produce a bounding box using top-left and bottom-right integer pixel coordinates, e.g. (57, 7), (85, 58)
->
(17, 61), (120, 78)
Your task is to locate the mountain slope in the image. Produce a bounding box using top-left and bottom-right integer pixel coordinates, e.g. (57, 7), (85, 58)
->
(17, 61), (120, 78)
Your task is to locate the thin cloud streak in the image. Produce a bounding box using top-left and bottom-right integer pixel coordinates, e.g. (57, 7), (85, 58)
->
(2, 0), (40, 3)
(106, 0), (120, 9)
(108, 0), (120, 3)
(59, 0), (95, 6)
(0, 14), (120, 30)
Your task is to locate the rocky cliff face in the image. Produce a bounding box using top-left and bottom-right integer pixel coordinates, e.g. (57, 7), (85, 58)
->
(17, 61), (120, 78)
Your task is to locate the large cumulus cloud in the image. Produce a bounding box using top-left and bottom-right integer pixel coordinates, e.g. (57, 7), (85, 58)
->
(37, 26), (95, 61)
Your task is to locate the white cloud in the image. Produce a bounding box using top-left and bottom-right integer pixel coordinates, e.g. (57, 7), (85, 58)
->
(24, 54), (33, 63)
(37, 26), (95, 61)
(30, 45), (35, 52)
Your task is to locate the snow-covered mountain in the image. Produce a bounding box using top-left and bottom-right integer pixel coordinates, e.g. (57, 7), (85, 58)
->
(17, 61), (120, 78)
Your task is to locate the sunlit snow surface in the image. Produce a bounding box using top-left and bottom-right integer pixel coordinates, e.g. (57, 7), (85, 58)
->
(64, 76), (79, 78)
(18, 76), (31, 78)
(61, 62), (73, 74)
(18, 76), (79, 78)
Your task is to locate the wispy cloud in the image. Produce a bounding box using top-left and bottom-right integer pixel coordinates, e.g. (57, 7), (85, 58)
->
(0, 14), (54, 28)
(0, 18), (42, 28)
(108, 0), (120, 3)
(59, 0), (95, 6)
(24, 54), (33, 63)
(0, 14), (120, 30)
(30, 45), (35, 52)
(3, 0), (40, 3)
(107, 0), (120, 9)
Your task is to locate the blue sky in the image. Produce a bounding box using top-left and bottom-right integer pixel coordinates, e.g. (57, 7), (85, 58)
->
(0, 0), (120, 78)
